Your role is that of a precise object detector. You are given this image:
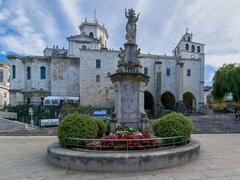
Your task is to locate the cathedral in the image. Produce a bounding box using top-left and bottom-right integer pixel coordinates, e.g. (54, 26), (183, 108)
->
(8, 17), (205, 116)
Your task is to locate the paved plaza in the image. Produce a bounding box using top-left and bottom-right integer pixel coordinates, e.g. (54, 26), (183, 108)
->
(0, 134), (240, 180)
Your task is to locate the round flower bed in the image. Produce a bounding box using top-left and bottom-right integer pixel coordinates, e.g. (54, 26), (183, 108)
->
(86, 128), (158, 150)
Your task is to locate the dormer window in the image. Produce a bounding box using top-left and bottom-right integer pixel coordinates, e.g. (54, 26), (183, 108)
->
(89, 32), (94, 38)
(188, 36), (191, 41)
(82, 45), (86, 49)
(191, 45), (195, 52)
(185, 44), (189, 51)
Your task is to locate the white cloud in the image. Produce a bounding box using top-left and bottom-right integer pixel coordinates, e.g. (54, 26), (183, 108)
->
(58, 0), (84, 33)
(207, 72), (215, 82)
(22, 0), (61, 44)
(0, 0), (62, 55)
(206, 53), (240, 68)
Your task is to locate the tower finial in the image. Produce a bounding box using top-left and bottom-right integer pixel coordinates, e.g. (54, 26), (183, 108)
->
(94, 9), (97, 23)
(186, 28), (189, 33)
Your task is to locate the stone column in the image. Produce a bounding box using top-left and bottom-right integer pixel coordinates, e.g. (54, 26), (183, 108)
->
(154, 62), (163, 117)
(176, 60), (185, 112)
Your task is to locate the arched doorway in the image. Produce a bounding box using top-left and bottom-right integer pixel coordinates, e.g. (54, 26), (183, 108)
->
(144, 91), (154, 117)
(183, 92), (196, 109)
(161, 91), (175, 110)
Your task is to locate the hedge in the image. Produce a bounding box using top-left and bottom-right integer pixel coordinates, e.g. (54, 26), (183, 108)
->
(153, 112), (193, 144)
(58, 113), (98, 147)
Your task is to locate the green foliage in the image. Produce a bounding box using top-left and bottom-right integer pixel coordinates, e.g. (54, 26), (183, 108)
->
(213, 63), (240, 102)
(153, 112), (193, 144)
(58, 113), (98, 147)
(94, 119), (107, 137)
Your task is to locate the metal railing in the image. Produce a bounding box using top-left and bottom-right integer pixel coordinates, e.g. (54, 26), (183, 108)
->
(64, 136), (187, 151)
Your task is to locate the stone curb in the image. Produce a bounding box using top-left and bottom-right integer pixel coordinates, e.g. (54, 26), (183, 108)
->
(47, 140), (200, 172)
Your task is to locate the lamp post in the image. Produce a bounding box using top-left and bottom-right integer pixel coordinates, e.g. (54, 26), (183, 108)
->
(29, 107), (34, 127)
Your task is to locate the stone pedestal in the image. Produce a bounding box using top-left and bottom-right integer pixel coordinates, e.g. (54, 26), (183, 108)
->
(110, 73), (149, 131)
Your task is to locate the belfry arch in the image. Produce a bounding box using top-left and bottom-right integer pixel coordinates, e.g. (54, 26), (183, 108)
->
(161, 91), (175, 110)
(183, 92), (196, 109)
(144, 91), (154, 117)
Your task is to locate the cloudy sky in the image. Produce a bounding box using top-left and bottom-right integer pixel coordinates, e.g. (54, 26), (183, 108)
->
(0, 0), (240, 85)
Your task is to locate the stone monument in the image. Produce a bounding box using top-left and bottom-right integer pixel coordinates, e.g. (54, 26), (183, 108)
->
(110, 9), (150, 131)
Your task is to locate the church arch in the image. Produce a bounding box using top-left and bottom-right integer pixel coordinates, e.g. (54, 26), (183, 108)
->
(191, 45), (195, 52)
(197, 46), (200, 53)
(144, 91), (154, 116)
(183, 92), (196, 109)
(89, 32), (94, 38)
(161, 91), (175, 110)
(185, 44), (189, 51)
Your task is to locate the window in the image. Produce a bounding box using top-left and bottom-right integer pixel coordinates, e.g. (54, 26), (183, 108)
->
(187, 69), (191, 76)
(188, 36), (191, 41)
(107, 72), (111, 77)
(191, 45), (195, 52)
(4, 93), (6, 98)
(12, 65), (16, 79)
(96, 59), (101, 68)
(96, 75), (100, 82)
(197, 46), (200, 53)
(27, 97), (30, 104)
(27, 67), (31, 80)
(89, 32), (94, 38)
(4, 102), (6, 107)
(0, 69), (3, 82)
(82, 45), (86, 49)
(185, 44), (189, 51)
(144, 67), (148, 75)
(40, 66), (46, 79)
(166, 68), (170, 76)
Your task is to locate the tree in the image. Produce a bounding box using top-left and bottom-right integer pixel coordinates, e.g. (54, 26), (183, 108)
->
(213, 63), (240, 102)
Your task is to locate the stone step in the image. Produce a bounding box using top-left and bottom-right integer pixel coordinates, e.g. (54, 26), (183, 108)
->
(192, 113), (240, 133)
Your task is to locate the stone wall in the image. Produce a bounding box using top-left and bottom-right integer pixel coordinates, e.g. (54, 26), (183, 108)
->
(79, 49), (119, 107)
(51, 57), (80, 97)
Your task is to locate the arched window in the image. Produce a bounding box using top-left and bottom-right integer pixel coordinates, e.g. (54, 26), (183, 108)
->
(191, 45), (195, 52)
(188, 36), (191, 41)
(12, 65), (16, 79)
(187, 69), (191, 76)
(185, 44), (189, 51)
(166, 68), (170, 76)
(27, 67), (31, 80)
(89, 32), (94, 38)
(82, 45), (86, 49)
(197, 46), (200, 53)
(40, 66), (46, 79)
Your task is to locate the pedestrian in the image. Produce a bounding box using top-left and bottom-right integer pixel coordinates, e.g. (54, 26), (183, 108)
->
(234, 107), (238, 119)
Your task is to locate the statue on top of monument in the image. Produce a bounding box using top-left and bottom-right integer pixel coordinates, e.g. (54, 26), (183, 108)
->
(125, 8), (139, 43)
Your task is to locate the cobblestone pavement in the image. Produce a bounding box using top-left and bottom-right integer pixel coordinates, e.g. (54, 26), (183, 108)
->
(1, 134), (240, 180)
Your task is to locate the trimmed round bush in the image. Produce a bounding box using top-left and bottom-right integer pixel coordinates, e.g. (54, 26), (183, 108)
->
(58, 113), (98, 147)
(94, 119), (107, 137)
(153, 112), (193, 144)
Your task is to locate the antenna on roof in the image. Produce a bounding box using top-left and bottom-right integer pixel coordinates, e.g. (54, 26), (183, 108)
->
(94, 9), (98, 23)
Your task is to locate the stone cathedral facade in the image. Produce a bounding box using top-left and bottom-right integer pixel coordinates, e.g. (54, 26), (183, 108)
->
(8, 18), (205, 116)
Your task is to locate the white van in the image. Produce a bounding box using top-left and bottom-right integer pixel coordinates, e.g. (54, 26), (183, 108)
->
(43, 96), (80, 106)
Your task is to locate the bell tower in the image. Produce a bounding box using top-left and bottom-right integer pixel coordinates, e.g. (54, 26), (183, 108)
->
(172, 29), (204, 59)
